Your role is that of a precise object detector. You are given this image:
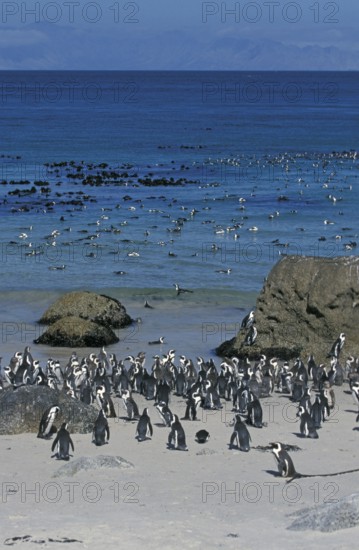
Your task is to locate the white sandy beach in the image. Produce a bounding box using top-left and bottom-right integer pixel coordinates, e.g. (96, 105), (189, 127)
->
(1, 373), (359, 549)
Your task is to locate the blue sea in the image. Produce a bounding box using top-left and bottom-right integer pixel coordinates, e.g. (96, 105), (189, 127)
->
(0, 71), (358, 361)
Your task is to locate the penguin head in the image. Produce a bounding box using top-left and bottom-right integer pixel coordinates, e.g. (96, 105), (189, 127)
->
(269, 442), (282, 452)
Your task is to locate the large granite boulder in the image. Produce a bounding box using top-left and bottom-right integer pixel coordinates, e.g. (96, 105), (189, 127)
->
(34, 316), (119, 347)
(39, 291), (132, 328)
(216, 255), (359, 361)
(0, 385), (98, 435)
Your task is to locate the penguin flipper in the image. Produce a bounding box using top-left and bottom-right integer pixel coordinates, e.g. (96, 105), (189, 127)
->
(51, 435), (59, 452)
(229, 432), (237, 448)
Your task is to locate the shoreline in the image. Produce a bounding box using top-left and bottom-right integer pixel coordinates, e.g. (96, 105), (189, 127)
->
(0, 287), (256, 365)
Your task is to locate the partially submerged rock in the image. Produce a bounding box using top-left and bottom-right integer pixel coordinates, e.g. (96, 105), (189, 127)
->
(39, 291), (132, 328)
(0, 385), (97, 435)
(34, 316), (119, 347)
(217, 255), (359, 361)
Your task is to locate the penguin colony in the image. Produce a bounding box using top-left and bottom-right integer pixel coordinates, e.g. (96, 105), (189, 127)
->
(1, 327), (359, 479)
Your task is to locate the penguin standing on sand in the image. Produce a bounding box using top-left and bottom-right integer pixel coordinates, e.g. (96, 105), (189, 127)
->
(270, 442), (297, 478)
(92, 409), (110, 446)
(269, 442), (359, 482)
(156, 401), (174, 427)
(311, 395), (323, 429)
(136, 408), (153, 442)
(51, 422), (74, 461)
(297, 405), (319, 438)
(183, 391), (202, 420)
(229, 414), (251, 451)
(96, 385), (117, 418)
(37, 406), (60, 439)
(168, 414), (188, 451)
(246, 399), (263, 428)
(121, 389), (140, 421)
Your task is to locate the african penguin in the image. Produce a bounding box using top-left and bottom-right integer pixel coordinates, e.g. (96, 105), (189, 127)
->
(92, 409), (110, 446)
(136, 408), (153, 442)
(51, 422), (74, 461)
(168, 414), (188, 451)
(37, 405), (60, 439)
(229, 414), (251, 451)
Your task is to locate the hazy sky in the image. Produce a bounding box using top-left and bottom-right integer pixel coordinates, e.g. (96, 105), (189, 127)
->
(0, 0), (358, 69)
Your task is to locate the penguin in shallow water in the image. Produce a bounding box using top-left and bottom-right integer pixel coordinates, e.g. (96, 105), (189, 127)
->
(229, 414), (251, 451)
(51, 422), (74, 461)
(136, 408), (153, 442)
(37, 405), (60, 439)
(168, 414), (188, 451)
(92, 409), (110, 446)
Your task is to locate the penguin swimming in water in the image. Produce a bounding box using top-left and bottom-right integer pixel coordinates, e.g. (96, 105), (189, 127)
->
(136, 407), (153, 442)
(195, 429), (210, 444)
(173, 283), (193, 296)
(148, 337), (165, 345)
(229, 414), (251, 451)
(92, 409), (110, 446)
(37, 405), (60, 439)
(51, 422), (74, 461)
(168, 414), (188, 451)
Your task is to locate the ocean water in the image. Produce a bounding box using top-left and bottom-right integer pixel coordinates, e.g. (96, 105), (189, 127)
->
(0, 71), (358, 363)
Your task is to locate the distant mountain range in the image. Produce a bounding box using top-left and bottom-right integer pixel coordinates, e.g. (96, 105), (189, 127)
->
(0, 23), (357, 70)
